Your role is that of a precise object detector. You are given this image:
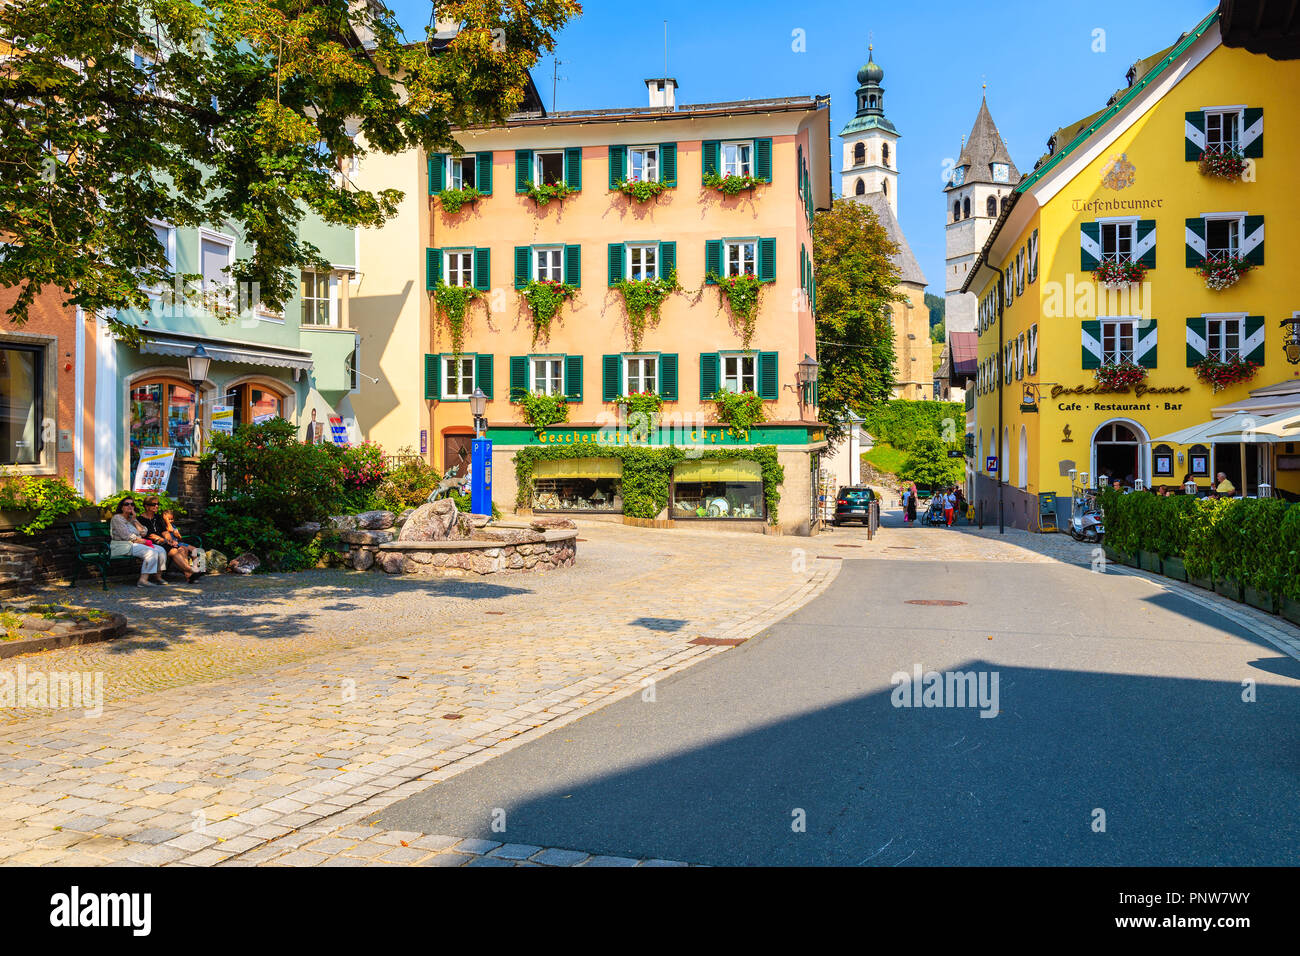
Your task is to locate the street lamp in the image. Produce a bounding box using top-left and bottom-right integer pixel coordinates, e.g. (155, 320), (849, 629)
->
(470, 387), (488, 438)
(796, 354), (820, 416)
(187, 346), (211, 454)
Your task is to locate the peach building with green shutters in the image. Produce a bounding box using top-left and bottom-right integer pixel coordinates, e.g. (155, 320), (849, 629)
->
(402, 80), (833, 534)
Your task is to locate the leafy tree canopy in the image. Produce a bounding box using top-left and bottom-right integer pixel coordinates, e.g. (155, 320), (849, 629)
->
(898, 434), (964, 489)
(812, 198), (901, 443)
(0, 0), (580, 333)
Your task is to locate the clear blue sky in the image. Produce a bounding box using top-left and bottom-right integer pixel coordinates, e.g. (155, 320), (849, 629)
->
(387, 0), (1217, 301)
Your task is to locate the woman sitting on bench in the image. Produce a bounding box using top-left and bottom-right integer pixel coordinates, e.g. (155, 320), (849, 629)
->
(109, 497), (168, 587)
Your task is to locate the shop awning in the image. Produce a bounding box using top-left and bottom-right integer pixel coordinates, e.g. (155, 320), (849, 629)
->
(1205, 410), (1300, 443)
(534, 457), (622, 479)
(673, 459), (763, 483)
(1150, 412), (1262, 446)
(139, 330), (315, 373)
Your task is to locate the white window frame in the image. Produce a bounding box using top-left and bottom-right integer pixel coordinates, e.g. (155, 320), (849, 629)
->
(147, 219), (177, 274)
(447, 155), (476, 191)
(721, 140), (753, 178)
(623, 355), (658, 396)
(534, 245), (564, 283)
(1205, 313), (1245, 362)
(720, 352), (757, 394)
(1203, 106), (1244, 154)
(1100, 318), (1137, 365)
(627, 146), (660, 183)
(627, 243), (658, 282)
(198, 228), (235, 292)
(1203, 213), (1245, 262)
(442, 355), (475, 400)
(534, 150), (565, 187)
(531, 356), (564, 396)
(724, 239), (757, 279)
(1098, 217), (1137, 263)
(443, 249), (474, 288)
(300, 269), (334, 327)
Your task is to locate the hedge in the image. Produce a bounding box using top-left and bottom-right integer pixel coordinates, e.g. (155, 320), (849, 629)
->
(514, 442), (785, 525)
(1101, 491), (1300, 600)
(858, 400), (965, 452)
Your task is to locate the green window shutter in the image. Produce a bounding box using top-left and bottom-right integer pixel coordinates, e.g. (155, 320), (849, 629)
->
(476, 152), (494, 195)
(659, 241), (676, 278)
(565, 146), (583, 189)
(704, 240), (722, 284)
(1243, 215), (1264, 266)
(758, 238), (777, 282)
(564, 354), (584, 402)
(429, 154), (446, 194)
(1243, 315), (1266, 364)
(1081, 320), (1102, 369)
(473, 247), (491, 291)
(1184, 111), (1205, 161)
(475, 353), (494, 400)
(1136, 220), (1157, 269)
(424, 353), (440, 401)
(1080, 222), (1100, 271)
(1185, 316), (1208, 366)
(426, 248), (441, 290)
(515, 149), (533, 192)
(514, 246), (531, 289)
(509, 355), (528, 402)
(702, 140), (720, 178)
(1135, 319), (1158, 369)
(608, 145), (627, 189)
(699, 352), (720, 400)
(1185, 217), (1206, 267)
(755, 137), (773, 183)
(602, 354), (621, 402)
(659, 142), (677, 186)
(564, 244), (582, 287)
(800, 245), (807, 297)
(607, 243), (625, 286)
(659, 353), (678, 401)
(1242, 107), (1263, 158)
(757, 351), (778, 400)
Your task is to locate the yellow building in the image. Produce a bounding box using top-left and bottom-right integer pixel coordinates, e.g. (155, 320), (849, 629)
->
(963, 6), (1300, 529)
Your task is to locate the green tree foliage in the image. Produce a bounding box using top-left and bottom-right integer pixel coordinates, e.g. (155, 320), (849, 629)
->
(898, 435), (963, 489)
(925, 291), (945, 343)
(859, 399), (964, 452)
(0, 0), (580, 332)
(812, 199), (900, 443)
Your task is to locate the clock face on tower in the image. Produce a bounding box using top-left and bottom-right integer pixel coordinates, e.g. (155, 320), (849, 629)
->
(951, 166), (965, 187)
(992, 163), (1009, 183)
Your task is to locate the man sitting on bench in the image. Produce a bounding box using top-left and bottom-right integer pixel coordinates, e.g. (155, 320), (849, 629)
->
(109, 496), (168, 587)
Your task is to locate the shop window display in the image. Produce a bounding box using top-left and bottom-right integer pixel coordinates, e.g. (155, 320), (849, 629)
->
(671, 459), (765, 519)
(531, 458), (623, 513)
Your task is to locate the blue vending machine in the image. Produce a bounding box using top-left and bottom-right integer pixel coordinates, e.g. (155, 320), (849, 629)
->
(471, 437), (493, 517)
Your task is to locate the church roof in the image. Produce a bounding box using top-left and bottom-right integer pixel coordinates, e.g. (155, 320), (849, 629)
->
(845, 191), (927, 287)
(951, 97), (1018, 188)
(839, 113), (898, 136)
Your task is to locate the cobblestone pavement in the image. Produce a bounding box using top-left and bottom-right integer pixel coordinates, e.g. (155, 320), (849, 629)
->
(0, 522), (837, 865)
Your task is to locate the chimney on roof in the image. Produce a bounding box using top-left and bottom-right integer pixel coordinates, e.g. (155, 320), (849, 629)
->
(645, 77), (678, 109)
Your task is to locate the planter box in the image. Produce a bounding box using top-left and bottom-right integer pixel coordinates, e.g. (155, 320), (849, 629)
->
(1244, 586), (1279, 615)
(1161, 555), (1188, 582)
(1123, 551), (1140, 568)
(0, 510), (39, 532)
(1281, 596), (1300, 627)
(1139, 550), (1162, 574)
(1103, 546), (1122, 565)
(1188, 571), (1215, 591)
(1215, 576), (1245, 603)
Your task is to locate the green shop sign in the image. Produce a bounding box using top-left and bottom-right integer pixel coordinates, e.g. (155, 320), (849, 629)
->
(489, 424), (825, 447)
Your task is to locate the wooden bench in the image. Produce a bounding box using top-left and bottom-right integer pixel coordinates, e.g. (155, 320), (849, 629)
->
(69, 521), (206, 590)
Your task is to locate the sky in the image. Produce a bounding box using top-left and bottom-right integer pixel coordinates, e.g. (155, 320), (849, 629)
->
(386, 0), (1218, 301)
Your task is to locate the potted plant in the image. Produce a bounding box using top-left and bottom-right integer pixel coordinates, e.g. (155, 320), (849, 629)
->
(1093, 361), (1147, 390)
(702, 171), (763, 196)
(1198, 255), (1254, 291)
(1093, 259), (1147, 287)
(1197, 149), (1248, 180)
(0, 473), (94, 534)
(1193, 355), (1259, 392)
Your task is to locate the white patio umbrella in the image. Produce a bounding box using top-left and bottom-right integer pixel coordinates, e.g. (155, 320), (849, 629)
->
(1204, 409), (1300, 443)
(1149, 412), (1262, 445)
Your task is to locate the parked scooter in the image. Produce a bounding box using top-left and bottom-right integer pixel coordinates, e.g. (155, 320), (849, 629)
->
(1068, 502), (1105, 543)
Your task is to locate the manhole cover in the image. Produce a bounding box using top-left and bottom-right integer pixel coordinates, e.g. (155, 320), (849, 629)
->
(905, 600), (967, 607)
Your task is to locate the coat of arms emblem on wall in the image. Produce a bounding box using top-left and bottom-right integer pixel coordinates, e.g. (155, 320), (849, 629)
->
(1101, 153), (1136, 190)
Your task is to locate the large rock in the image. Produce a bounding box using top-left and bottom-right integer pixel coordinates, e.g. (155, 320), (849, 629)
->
(529, 516), (577, 531)
(337, 529), (394, 545)
(291, 521), (322, 538)
(228, 552), (260, 575)
(379, 552), (406, 574)
(204, 550), (228, 575)
(356, 510), (396, 530)
(350, 549), (375, 571)
(397, 499), (460, 542)
(327, 515), (358, 531)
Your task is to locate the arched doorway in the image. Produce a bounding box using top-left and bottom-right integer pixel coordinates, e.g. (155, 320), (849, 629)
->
(1092, 420), (1147, 489)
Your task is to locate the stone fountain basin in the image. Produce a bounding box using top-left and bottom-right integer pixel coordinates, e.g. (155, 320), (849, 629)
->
(369, 523), (577, 575)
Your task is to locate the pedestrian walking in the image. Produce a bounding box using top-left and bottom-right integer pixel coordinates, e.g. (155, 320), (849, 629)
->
(943, 487), (956, 527)
(905, 482), (918, 525)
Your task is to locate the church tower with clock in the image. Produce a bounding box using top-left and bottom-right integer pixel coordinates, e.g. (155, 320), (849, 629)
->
(943, 96), (1019, 333)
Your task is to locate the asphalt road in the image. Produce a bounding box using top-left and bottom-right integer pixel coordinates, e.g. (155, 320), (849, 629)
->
(375, 558), (1300, 865)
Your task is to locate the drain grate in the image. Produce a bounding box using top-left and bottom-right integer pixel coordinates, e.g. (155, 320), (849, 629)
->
(834, 544), (863, 549)
(485, 611), (504, 615)
(442, 714), (464, 720)
(905, 599), (967, 607)
(690, 637), (747, 647)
